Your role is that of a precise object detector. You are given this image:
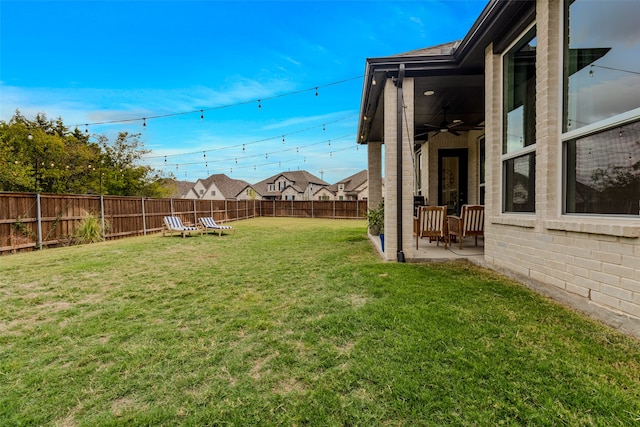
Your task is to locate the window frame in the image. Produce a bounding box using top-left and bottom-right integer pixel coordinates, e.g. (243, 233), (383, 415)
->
(501, 23), (537, 214)
(561, 0), (640, 217)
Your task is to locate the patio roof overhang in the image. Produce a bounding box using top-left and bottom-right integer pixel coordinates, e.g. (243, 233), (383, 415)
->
(356, 0), (535, 145)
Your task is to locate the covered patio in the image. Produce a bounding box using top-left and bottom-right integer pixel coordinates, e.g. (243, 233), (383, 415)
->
(370, 231), (484, 262)
(357, 1), (531, 263)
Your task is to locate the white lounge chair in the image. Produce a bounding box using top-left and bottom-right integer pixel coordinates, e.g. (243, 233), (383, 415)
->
(163, 216), (201, 238)
(199, 217), (235, 236)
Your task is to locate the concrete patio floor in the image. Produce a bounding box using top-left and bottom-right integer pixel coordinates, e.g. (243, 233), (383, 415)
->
(369, 233), (484, 262)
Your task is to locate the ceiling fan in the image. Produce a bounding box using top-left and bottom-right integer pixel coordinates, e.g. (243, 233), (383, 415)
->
(423, 106), (464, 136)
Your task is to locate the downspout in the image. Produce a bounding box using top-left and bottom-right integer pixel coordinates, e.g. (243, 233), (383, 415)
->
(396, 64), (406, 263)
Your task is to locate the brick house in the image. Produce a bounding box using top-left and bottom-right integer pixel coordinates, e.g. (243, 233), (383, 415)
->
(357, 0), (640, 333)
(314, 170), (370, 201)
(185, 173), (252, 200)
(253, 170), (329, 201)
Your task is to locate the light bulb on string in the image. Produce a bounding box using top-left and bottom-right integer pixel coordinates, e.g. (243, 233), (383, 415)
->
(143, 118), (147, 129)
(296, 147), (299, 153)
(322, 124), (326, 132)
(242, 144), (245, 152)
(200, 110), (204, 121)
(203, 151), (207, 160)
(265, 153), (268, 159)
(175, 164), (179, 171)
(589, 65), (594, 77)
(282, 135), (285, 144)
(330, 151), (333, 157)
(85, 124), (89, 134)
(235, 158), (238, 164)
(315, 87), (318, 96)
(258, 99), (262, 110)
(328, 139), (331, 146)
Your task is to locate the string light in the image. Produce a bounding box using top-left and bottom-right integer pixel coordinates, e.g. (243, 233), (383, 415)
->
(143, 118), (147, 129)
(200, 110), (204, 121)
(282, 135), (285, 144)
(144, 115), (355, 161)
(71, 75), (364, 129)
(315, 87), (318, 96)
(146, 134), (352, 169)
(258, 99), (262, 110)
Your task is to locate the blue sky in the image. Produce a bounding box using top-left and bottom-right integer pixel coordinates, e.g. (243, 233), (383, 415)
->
(1, 0), (486, 184)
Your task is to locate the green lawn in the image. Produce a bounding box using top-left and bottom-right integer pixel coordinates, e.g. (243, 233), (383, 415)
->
(1, 217), (639, 426)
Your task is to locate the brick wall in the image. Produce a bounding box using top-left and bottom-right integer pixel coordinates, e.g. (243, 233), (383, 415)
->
(482, 0), (640, 332)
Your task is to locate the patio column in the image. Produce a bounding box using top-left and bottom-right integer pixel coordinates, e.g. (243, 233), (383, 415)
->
(367, 141), (383, 211)
(383, 74), (415, 261)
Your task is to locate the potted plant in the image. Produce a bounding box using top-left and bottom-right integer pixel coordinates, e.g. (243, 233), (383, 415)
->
(367, 202), (384, 236)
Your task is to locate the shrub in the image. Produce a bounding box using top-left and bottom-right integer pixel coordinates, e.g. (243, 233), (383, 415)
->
(73, 211), (105, 244)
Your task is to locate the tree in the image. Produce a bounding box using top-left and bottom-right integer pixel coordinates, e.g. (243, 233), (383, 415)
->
(0, 111), (172, 197)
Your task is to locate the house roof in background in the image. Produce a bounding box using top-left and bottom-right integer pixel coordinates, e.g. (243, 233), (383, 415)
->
(323, 169), (368, 195)
(253, 170), (329, 196)
(198, 173), (251, 198)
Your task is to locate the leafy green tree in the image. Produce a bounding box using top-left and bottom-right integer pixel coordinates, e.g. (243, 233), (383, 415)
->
(0, 111), (172, 197)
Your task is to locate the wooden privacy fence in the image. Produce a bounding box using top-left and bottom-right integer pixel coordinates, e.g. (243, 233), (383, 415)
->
(0, 192), (367, 255)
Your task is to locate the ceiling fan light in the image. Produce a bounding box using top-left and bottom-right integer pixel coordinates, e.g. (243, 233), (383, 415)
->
(424, 90), (435, 96)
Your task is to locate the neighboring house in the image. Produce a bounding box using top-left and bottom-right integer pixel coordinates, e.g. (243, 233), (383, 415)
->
(159, 179), (194, 198)
(357, 0), (640, 332)
(186, 173), (251, 200)
(253, 170), (329, 200)
(235, 184), (262, 201)
(318, 170), (369, 201)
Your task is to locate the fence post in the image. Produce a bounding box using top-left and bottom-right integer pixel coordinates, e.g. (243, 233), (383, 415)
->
(141, 197), (147, 235)
(333, 200), (336, 219)
(170, 198), (174, 216)
(193, 199), (197, 224)
(311, 199), (314, 218)
(36, 193), (43, 250)
(100, 195), (105, 240)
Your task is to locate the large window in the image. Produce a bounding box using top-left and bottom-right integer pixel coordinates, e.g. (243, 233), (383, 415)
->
(566, 121), (640, 215)
(563, 0), (640, 216)
(503, 26), (536, 213)
(563, 0), (640, 132)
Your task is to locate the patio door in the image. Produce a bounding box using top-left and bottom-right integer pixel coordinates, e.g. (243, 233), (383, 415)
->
(438, 149), (468, 215)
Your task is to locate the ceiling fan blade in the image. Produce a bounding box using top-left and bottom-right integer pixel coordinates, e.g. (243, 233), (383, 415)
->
(450, 129), (461, 136)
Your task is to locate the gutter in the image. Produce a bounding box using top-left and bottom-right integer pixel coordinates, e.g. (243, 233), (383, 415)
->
(395, 64), (406, 263)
